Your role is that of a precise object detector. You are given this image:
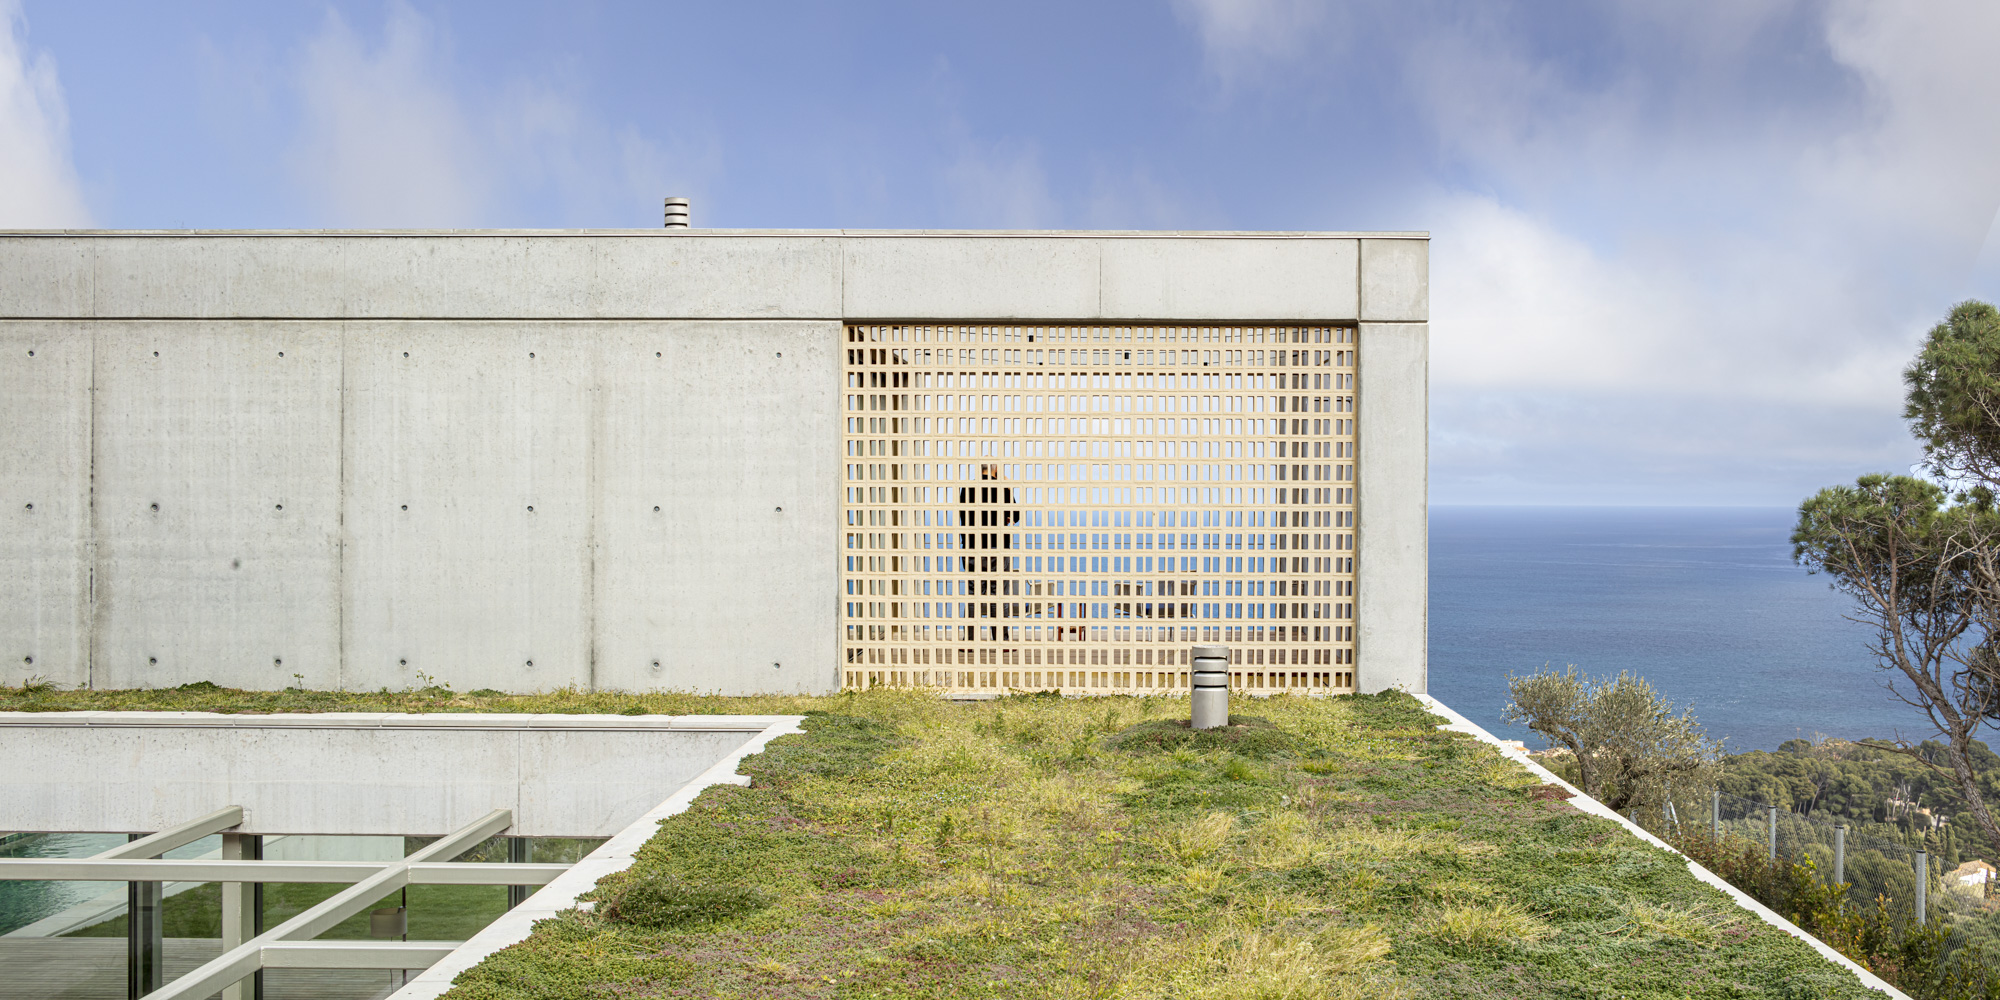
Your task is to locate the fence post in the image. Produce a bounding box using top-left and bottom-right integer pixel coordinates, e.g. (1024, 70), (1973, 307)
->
(1711, 789), (1720, 842)
(1916, 851), (1928, 926)
(1833, 825), (1845, 888)
(1767, 807), (1777, 862)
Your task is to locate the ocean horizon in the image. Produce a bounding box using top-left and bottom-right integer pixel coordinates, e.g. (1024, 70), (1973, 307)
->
(1429, 504), (1937, 753)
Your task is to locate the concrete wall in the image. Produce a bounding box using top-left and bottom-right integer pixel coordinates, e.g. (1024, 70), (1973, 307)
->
(0, 231), (1425, 694)
(1357, 323), (1429, 694)
(0, 712), (786, 837)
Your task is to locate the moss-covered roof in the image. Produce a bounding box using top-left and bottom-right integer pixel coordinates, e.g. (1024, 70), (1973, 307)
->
(1, 684), (1883, 997)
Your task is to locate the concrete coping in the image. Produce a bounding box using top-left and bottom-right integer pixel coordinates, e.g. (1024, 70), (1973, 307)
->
(386, 715), (808, 999)
(0, 228), (1431, 240)
(0, 711), (796, 732)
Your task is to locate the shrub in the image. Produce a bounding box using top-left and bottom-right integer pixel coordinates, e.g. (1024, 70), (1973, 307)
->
(602, 873), (772, 929)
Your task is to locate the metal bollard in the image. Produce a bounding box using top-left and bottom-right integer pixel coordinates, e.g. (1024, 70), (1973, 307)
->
(1191, 644), (1230, 730)
(1834, 825), (1845, 888)
(1917, 852), (1928, 926)
(1767, 807), (1777, 862)
(1711, 789), (1720, 842)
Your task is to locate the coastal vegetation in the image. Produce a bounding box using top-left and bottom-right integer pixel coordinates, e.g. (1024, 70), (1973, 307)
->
(1503, 660), (2000, 996)
(1529, 714), (2000, 997)
(1502, 665), (1723, 811)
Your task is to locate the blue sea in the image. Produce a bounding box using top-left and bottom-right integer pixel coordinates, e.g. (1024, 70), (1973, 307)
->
(1429, 506), (1936, 753)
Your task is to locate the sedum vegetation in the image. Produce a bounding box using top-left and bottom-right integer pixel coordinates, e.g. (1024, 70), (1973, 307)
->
(3, 682), (1886, 998)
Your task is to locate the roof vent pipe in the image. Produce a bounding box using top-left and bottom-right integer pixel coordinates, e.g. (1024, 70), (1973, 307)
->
(663, 197), (690, 228)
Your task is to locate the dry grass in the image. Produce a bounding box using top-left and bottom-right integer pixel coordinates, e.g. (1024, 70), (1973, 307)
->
(1421, 901), (1555, 951)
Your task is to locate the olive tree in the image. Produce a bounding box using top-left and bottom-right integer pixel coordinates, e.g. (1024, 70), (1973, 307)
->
(1503, 665), (1723, 811)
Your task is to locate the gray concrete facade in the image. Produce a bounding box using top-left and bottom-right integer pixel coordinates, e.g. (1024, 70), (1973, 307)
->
(0, 230), (1427, 695)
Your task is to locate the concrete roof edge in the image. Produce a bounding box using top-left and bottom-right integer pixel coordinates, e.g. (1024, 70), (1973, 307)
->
(0, 228), (1430, 239)
(0, 710), (801, 730)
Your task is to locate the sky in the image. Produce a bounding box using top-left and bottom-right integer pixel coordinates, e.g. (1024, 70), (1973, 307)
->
(4, 0), (2000, 507)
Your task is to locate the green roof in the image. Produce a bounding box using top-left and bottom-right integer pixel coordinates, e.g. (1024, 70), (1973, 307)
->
(0, 684), (1885, 997)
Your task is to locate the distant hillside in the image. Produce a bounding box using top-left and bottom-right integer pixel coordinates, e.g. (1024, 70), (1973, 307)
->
(1720, 736), (2000, 864)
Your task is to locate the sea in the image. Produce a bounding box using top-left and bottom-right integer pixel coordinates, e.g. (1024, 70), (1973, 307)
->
(1429, 505), (1937, 753)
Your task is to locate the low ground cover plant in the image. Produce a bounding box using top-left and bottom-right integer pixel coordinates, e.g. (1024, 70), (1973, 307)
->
(3, 683), (1889, 997)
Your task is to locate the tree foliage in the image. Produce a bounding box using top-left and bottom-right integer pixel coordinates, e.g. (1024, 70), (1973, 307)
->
(1906, 301), (2000, 487)
(1503, 664), (1722, 811)
(1797, 300), (2000, 860)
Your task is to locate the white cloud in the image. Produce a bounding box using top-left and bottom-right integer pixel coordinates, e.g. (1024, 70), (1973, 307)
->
(938, 136), (1060, 230)
(1171, 0), (1340, 90)
(288, 2), (713, 228)
(1181, 0), (2000, 503)
(0, 0), (89, 227)
(291, 4), (487, 227)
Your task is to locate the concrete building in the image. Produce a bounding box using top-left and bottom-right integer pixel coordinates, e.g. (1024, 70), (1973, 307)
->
(0, 228), (1427, 697)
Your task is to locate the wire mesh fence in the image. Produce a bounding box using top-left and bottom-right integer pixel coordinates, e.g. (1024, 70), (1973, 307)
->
(1622, 787), (1979, 926)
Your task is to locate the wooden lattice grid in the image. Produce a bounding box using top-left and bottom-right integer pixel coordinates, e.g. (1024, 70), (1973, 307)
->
(840, 323), (1357, 696)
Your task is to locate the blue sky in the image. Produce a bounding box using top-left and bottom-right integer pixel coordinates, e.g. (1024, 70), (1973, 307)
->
(5, 0), (1999, 506)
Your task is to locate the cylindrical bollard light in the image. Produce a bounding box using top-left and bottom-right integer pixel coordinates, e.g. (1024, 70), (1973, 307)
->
(1917, 851), (1929, 926)
(1191, 644), (1229, 730)
(1710, 789), (1720, 843)
(1767, 807), (1777, 862)
(663, 197), (691, 228)
(1834, 825), (1846, 888)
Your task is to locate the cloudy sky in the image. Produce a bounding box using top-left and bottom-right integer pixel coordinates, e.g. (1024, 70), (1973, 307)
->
(4, 0), (1998, 506)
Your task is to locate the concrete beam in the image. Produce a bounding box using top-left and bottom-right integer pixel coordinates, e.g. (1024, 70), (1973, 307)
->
(147, 809), (511, 1000)
(1360, 238), (1429, 322)
(260, 941), (460, 970)
(0, 859), (569, 884)
(1, 232), (1421, 322)
(94, 805), (242, 859)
